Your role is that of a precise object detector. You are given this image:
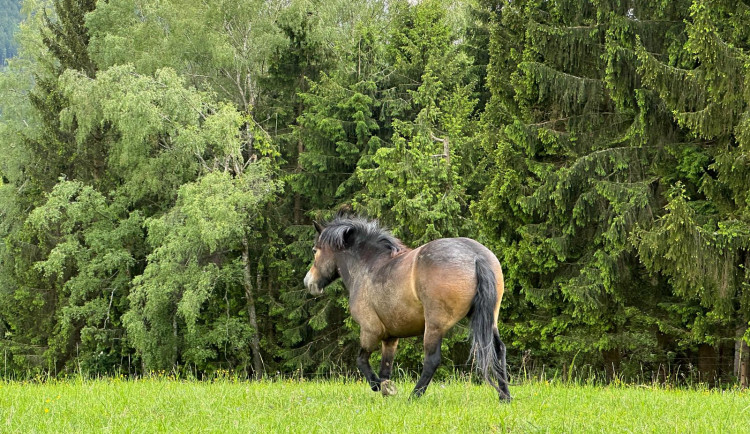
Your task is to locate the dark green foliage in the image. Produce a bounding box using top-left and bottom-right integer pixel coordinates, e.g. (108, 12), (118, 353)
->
(473, 0), (746, 378)
(356, 0), (478, 244)
(0, 0), (749, 385)
(41, 0), (96, 76)
(635, 0), (750, 383)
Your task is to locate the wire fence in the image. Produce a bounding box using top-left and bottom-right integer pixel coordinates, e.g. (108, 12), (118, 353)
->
(2, 344), (747, 387)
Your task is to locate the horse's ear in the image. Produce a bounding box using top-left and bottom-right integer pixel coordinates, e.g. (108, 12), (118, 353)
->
(342, 226), (356, 248)
(313, 220), (324, 234)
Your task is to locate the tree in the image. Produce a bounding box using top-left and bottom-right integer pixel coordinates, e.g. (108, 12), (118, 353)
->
(22, 180), (142, 373)
(473, 0), (700, 378)
(348, 0), (484, 371)
(5, 0), (750, 384)
(283, 0), (487, 373)
(58, 64), (283, 375)
(277, 4), (390, 372)
(0, 0), (21, 66)
(127, 164), (280, 375)
(0, 0), (116, 373)
(636, 0), (750, 386)
(356, 0), (478, 244)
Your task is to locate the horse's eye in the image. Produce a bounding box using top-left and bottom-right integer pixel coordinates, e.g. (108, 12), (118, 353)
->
(312, 247), (318, 256)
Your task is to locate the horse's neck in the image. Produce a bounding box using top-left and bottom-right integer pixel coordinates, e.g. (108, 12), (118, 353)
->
(337, 250), (391, 292)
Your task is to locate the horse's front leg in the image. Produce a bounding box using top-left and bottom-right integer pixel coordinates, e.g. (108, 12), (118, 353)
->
(357, 331), (382, 392)
(379, 337), (399, 396)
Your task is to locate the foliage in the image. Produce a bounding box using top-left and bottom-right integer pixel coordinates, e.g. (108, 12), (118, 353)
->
(634, 0), (750, 376)
(473, 0), (748, 381)
(355, 0), (478, 245)
(1, 0), (749, 385)
(0, 0), (21, 66)
(474, 0), (678, 370)
(127, 166), (280, 370)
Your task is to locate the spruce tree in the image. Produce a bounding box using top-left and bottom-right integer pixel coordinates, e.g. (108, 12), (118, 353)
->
(0, 0), (21, 66)
(474, 0), (697, 376)
(636, 0), (750, 386)
(355, 0), (477, 244)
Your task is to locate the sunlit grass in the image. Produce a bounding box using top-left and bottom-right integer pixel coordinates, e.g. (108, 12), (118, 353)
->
(1, 375), (748, 432)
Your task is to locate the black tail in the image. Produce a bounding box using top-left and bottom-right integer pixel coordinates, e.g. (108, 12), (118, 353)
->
(470, 256), (511, 401)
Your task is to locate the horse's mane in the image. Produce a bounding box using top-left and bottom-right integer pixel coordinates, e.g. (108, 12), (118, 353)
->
(318, 216), (407, 256)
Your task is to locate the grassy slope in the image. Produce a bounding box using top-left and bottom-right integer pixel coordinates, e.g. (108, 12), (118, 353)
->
(1, 378), (748, 432)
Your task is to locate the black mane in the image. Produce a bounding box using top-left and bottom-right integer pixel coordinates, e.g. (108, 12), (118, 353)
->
(318, 217), (406, 255)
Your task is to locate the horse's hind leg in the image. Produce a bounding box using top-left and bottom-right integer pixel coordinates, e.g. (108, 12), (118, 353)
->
(411, 327), (444, 398)
(357, 331), (382, 392)
(379, 337), (399, 396)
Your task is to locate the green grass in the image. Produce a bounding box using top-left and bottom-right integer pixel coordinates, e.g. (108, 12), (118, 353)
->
(1, 376), (748, 432)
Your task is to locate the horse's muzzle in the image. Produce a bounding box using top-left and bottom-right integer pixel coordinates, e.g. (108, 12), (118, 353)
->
(304, 270), (323, 296)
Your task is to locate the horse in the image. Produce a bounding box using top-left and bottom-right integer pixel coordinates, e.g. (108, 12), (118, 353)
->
(303, 216), (511, 401)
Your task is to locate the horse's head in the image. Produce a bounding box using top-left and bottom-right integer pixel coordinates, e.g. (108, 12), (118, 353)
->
(304, 221), (340, 296)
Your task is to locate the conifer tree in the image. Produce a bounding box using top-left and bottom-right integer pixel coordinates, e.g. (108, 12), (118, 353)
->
(636, 0), (750, 386)
(474, 0), (696, 375)
(0, 0), (21, 66)
(356, 0), (477, 244)
(277, 5), (389, 371)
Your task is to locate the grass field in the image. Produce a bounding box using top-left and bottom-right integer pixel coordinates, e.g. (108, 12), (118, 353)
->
(1, 376), (748, 432)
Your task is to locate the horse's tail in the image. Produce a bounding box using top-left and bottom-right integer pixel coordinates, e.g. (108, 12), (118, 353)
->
(469, 256), (511, 401)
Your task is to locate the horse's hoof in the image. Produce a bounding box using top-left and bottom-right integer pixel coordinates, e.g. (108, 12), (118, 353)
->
(381, 380), (397, 397)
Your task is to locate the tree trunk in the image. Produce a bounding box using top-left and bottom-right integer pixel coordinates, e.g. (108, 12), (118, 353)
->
(294, 135), (304, 224)
(242, 237), (263, 379)
(172, 313), (178, 368)
(602, 348), (621, 382)
(697, 344), (717, 385)
(735, 322), (749, 388)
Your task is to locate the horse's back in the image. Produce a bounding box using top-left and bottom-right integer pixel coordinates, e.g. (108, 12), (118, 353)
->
(417, 237), (501, 270)
(413, 237), (504, 330)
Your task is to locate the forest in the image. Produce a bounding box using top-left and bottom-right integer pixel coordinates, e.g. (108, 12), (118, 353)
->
(0, 0), (749, 387)
(0, 0), (21, 66)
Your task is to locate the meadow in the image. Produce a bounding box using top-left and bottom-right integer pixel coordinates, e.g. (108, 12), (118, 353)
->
(1, 376), (748, 433)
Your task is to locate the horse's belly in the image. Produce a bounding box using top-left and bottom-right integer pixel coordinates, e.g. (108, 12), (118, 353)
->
(387, 321), (425, 338)
(381, 304), (425, 338)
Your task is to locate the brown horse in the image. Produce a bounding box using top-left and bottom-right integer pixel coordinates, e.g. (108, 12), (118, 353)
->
(303, 216), (511, 401)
